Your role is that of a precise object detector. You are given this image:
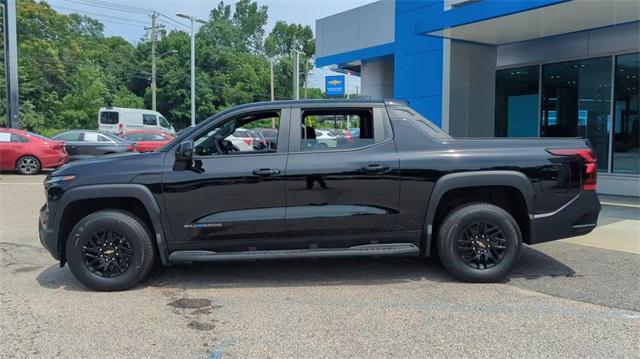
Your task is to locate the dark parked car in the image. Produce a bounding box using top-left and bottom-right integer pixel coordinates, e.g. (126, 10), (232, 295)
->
(39, 100), (600, 291)
(51, 130), (137, 161)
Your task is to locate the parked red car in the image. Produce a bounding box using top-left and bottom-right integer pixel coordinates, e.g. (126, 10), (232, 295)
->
(123, 129), (175, 152)
(0, 128), (68, 175)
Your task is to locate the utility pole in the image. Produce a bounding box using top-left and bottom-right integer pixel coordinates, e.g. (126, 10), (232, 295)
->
(292, 50), (300, 100)
(270, 59), (275, 128)
(146, 12), (164, 112)
(270, 59), (275, 101)
(177, 13), (206, 127)
(2, 0), (20, 128)
(303, 54), (308, 99)
(346, 71), (350, 100)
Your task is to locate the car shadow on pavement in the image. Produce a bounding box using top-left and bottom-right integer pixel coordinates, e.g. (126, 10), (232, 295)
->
(35, 245), (575, 291)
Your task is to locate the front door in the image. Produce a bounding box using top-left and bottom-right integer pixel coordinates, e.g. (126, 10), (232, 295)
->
(162, 107), (290, 252)
(284, 106), (400, 238)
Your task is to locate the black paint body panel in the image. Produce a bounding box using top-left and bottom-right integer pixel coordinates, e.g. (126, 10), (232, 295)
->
(39, 99), (601, 264)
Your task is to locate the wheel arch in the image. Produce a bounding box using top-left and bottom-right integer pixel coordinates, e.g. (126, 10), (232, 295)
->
(54, 184), (169, 266)
(423, 171), (535, 256)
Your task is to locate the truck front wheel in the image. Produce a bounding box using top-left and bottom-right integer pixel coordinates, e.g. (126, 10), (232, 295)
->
(66, 210), (155, 291)
(437, 203), (521, 282)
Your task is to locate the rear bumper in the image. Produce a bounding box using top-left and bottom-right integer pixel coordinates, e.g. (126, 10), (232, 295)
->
(40, 152), (68, 168)
(530, 191), (601, 244)
(39, 204), (61, 260)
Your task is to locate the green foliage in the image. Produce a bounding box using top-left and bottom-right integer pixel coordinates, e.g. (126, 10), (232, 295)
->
(264, 21), (315, 59)
(13, 0), (324, 134)
(18, 101), (44, 131)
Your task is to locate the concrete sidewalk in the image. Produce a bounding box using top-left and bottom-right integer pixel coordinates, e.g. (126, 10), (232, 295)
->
(562, 195), (640, 254)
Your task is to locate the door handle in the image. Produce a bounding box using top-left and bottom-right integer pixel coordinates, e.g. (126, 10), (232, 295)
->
(252, 168), (280, 176)
(362, 164), (390, 174)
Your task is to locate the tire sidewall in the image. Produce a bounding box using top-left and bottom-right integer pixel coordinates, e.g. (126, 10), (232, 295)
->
(16, 156), (40, 175)
(438, 204), (521, 282)
(66, 211), (152, 291)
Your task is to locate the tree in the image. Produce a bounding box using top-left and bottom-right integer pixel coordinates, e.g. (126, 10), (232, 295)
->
(264, 21), (314, 59)
(12, 0), (320, 133)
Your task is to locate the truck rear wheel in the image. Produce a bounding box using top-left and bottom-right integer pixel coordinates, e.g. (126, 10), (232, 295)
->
(66, 210), (155, 291)
(437, 203), (521, 282)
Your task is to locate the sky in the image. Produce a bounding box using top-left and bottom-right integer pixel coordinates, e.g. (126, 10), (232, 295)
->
(44, 0), (372, 91)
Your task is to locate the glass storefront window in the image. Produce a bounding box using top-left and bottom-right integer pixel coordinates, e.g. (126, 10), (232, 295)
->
(612, 53), (639, 174)
(495, 66), (539, 137)
(540, 57), (612, 170)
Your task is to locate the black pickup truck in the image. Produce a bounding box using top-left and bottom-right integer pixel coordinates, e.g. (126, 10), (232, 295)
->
(39, 100), (601, 291)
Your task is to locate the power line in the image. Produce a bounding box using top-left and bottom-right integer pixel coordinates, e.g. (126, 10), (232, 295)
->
(75, 0), (151, 13)
(49, 5), (148, 27)
(157, 13), (190, 30)
(59, 0), (149, 15)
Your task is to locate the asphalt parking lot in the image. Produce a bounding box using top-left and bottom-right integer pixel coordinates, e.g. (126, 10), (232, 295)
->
(1, 174), (638, 358)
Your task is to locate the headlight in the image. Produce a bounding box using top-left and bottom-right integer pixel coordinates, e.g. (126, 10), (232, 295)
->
(44, 175), (76, 185)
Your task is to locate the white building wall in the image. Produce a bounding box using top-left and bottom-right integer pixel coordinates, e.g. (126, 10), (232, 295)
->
(315, 0), (395, 58)
(361, 58), (395, 98)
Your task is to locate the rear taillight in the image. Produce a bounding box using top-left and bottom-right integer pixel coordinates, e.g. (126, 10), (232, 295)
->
(547, 148), (597, 191)
(118, 123), (125, 137)
(243, 139), (253, 146)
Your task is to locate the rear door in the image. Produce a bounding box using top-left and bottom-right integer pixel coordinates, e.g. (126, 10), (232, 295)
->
(99, 110), (119, 133)
(52, 132), (83, 160)
(0, 132), (18, 169)
(284, 105), (400, 239)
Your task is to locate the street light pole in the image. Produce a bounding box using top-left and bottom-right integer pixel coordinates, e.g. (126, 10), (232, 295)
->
(177, 13), (206, 127)
(2, 0), (20, 128)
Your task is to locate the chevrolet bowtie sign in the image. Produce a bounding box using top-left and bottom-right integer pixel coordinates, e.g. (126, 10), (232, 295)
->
(325, 75), (345, 97)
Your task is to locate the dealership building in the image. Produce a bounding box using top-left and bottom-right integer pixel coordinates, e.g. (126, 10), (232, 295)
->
(315, 0), (640, 197)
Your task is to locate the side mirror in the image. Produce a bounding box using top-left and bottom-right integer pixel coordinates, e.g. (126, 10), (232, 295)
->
(173, 141), (193, 171)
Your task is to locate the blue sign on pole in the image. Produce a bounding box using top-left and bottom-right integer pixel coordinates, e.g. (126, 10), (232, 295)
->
(325, 75), (345, 97)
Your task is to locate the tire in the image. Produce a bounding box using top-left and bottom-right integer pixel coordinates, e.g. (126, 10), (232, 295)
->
(437, 203), (521, 283)
(16, 155), (41, 175)
(66, 210), (155, 291)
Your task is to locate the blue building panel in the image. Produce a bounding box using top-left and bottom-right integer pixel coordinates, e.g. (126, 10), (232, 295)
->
(396, 0), (441, 15)
(315, 42), (395, 68)
(394, 0), (446, 125)
(415, 0), (569, 34)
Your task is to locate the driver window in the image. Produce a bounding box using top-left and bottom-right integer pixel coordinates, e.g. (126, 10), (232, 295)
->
(194, 111), (280, 156)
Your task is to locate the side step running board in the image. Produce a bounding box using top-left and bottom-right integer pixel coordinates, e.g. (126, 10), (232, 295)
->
(168, 243), (420, 263)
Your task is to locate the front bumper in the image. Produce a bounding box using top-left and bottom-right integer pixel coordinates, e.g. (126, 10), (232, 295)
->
(39, 204), (61, 260)
(530, 191), (601, 244)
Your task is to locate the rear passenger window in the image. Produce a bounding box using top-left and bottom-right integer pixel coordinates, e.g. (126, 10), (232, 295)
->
(0, 133), (10, 142)
(55, 132), (82, 141)
(143, 114), (157, 126)
(11, 134), (28, 142)
(301, 109), (374, 151)
(100, 111), (119, 125)
(84, 133), (99, 142)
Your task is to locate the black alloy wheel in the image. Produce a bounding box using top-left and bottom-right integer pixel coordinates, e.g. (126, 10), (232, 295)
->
(81, 229), (134, 278)
(437, 203), (522, 283)
(457, 220), (508, 270)
(66, 210), (155, 291)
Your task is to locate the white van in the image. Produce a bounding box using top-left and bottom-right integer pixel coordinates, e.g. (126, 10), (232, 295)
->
(98, 107), (175, 135)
